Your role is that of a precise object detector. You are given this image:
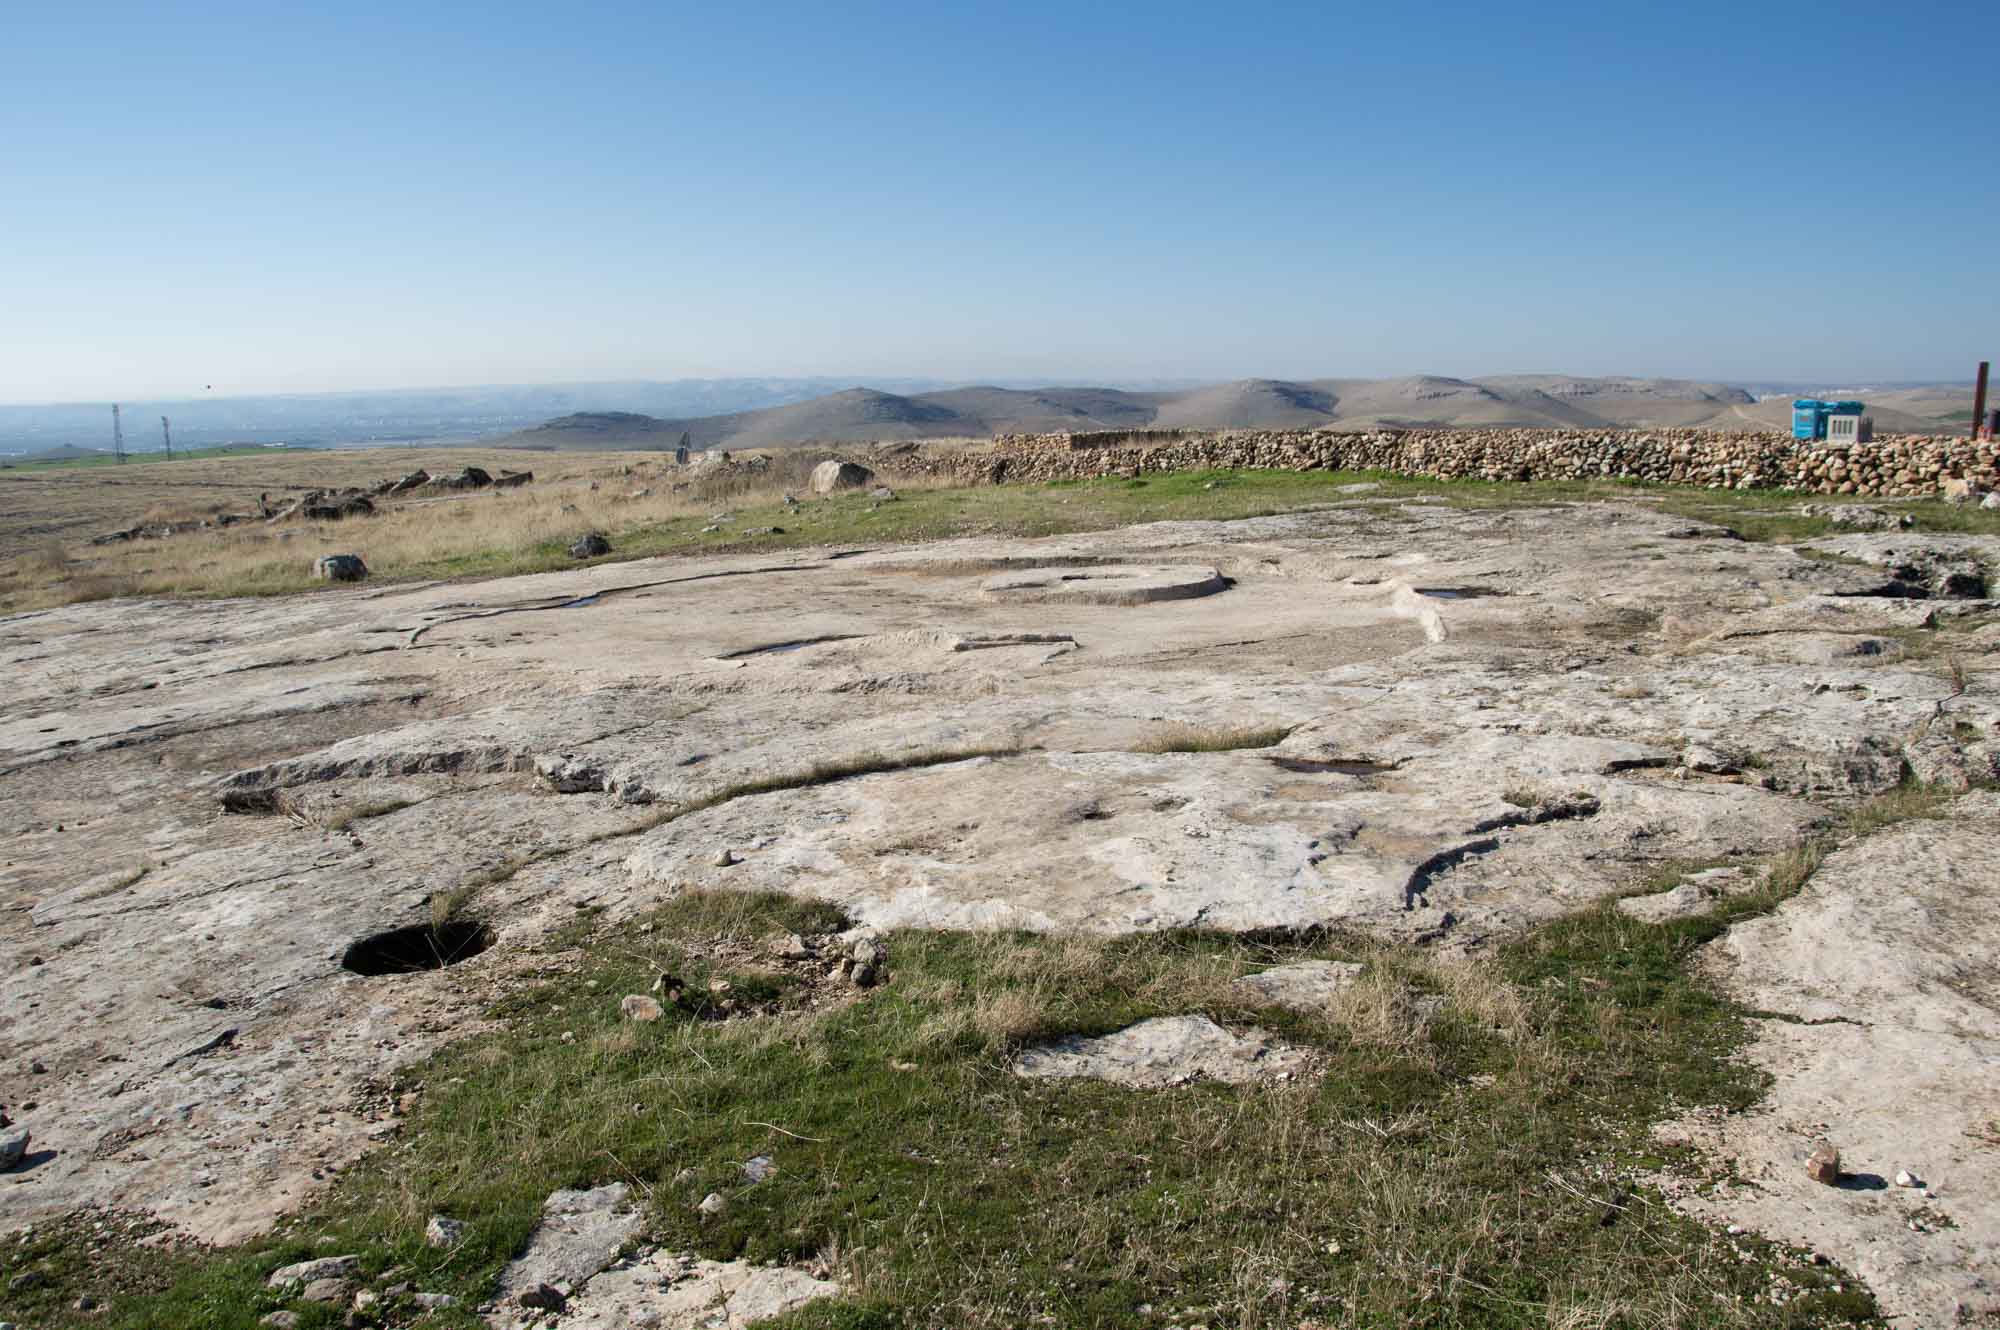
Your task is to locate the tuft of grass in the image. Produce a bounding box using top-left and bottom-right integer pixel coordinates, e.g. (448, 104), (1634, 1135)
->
(324, 797), (421, 832)
(1133, 723), (1294, 754)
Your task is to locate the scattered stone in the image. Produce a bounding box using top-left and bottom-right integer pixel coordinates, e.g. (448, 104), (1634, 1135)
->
(849, 962), (877, 988)
(1807, 1143), (1842, 1186)
(742, 1155), (776, 1183)
(29, 1060), (46, 1075)
(73, 1294), (100, 1311)
(851, 938), (883, 968)
(1895, 1169), (1922, 1189)
(868, 486), (897, 500)
(713, 847), (738, 867)
(8, 1271), (46, 1292)
(260, 1314), (301, 1329)
(1985, 492), (2000, 510)
(619, 994), (663, 1022)
(312, 554), (368, 583)
(411, 1292), (458, 1309)
(268, 1255), (361, 1289)
(1798, 504), (1913, 531)
(697, 1192), (727, 1216)
(569, 532), (612, 559)
(811, 460), (875, 494)
(422, 1214), (464, 1249)
(1013, 1015), (1312, 1088)
(0, 1127), (28, 1169)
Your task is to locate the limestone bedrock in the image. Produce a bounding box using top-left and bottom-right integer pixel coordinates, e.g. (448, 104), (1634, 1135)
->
(1, 498), (1996, 1321)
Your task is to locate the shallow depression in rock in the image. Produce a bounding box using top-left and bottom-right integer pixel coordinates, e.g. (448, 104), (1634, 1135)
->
(340, 921), (494, 976)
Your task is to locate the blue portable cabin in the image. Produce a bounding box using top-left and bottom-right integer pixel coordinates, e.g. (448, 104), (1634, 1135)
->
(1823, 400), (1864, 418)
(1793, 399), (1825, 440)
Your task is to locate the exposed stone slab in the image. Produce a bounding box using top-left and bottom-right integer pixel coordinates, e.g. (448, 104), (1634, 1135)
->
(511, 1249), (838, 1330)
(2, 501), (1996, 1247)
(1013, 1016), (1311, 1088)
(493, 1184), (645, 1303)
(1656, 791), (2000, 1328)
(1230, 960), (1364, 1010)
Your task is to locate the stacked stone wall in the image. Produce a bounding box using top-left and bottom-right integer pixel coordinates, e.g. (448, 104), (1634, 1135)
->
(885, 427), (1998, 499)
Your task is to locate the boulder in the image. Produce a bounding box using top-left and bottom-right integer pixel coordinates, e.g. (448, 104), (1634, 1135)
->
(267, 1255), (361, 1289)
(423, 1214), (465, 1249)
(619, 994), (663, 1022)
(569, 532), (612, 559)
(0, 1127), (27, 1169)
(811, 460), (875, 494)
(493, 469), (533, 488)
(311, 554), (368, 583)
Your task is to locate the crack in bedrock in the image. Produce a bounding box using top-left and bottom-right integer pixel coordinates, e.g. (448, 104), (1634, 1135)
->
(1403, 796), (1603, 909)
(218, 744), (535, 791)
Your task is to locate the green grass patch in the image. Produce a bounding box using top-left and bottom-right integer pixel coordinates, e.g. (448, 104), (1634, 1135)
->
(18, 773), (1965, 1327)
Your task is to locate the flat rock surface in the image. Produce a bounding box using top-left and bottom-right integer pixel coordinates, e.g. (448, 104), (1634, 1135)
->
(1, 499), (1996, 1245)
(1229, 960), (1364, 1010)
(492, 1184), (644, 1302)
(1657, 791), (2000, 1328)
(517, 1249), (838, 1330)
(1012, 1015), (1312, 1087)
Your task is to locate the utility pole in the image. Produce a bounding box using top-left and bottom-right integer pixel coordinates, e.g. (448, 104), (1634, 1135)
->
(111, 403), (125, 463)
(161, 415), (174, 461)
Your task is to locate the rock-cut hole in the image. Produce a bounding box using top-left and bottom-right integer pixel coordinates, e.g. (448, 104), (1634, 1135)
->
(342, 921), (493, 976)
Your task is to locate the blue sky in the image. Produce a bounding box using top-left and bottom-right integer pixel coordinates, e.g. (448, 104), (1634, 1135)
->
(3, 0), (1992, 402)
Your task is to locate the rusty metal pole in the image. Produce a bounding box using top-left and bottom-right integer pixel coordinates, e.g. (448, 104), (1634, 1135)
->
(1975, 361), (1991, 439)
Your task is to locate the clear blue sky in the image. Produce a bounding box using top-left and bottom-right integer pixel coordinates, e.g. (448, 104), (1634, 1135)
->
(4, 0), (1993, 402)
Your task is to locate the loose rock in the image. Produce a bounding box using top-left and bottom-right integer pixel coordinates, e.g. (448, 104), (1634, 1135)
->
(267, 1255), (361, 1289)
(422, 1214), (464, 1248)
(0, 1127), (28, 1169)
(569, 532), (612, 559)
(311, 553), (368, 583)
(1807, 1143), (1842, 1186)
(619, 994), (663, 1022)
(810, 460), (875, 494)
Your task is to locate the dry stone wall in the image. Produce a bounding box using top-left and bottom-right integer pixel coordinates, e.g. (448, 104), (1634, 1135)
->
(887, 427), (1997, 498)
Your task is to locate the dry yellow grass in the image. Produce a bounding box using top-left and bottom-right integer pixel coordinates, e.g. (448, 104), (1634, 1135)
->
(0, 445), (940, 611)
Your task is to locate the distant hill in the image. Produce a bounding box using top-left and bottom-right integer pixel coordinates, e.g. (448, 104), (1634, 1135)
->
(496, 374), (1959, 451)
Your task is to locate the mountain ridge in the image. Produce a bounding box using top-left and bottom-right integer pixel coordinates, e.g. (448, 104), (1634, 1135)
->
(498, 374), (1944, 450)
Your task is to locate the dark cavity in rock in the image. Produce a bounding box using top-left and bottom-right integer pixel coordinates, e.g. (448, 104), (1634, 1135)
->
(1266, 756), (1397, 776)
(341, 921), (493, 976)
(1415, 587), (1505, 601)
(716, 634), (861, 659)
